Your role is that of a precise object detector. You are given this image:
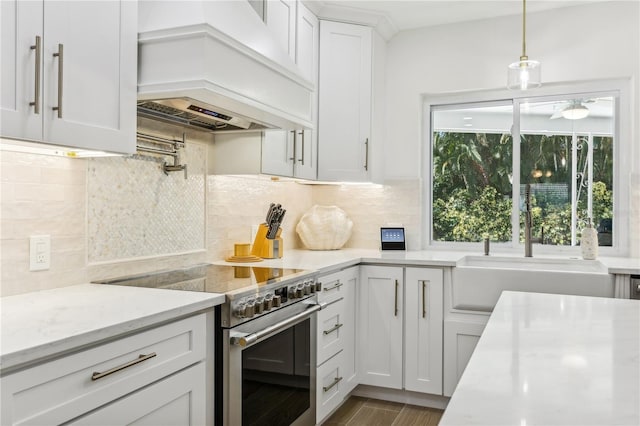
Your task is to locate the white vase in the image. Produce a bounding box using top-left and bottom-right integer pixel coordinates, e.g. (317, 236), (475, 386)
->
(580, 220), (598, 260)
(296, 205), (353, 250)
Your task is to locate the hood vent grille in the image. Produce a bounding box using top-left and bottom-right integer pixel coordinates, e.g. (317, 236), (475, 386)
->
(137, 100), (269, 133)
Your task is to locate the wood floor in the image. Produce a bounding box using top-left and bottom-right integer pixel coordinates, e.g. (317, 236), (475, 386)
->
(321, 396), (444, 426)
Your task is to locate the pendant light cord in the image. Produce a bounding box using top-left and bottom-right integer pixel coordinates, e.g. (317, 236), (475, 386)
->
(521, 0), (528, 60)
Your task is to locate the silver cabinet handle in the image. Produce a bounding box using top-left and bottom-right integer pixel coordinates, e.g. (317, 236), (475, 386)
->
(91, 352), (156, 381)
(323, 376), (343, 393)
(298, 131), (305, 165)
(364, 138), (369, 171)
(323, 280), (343, 292)
(421, 280), (429, 318)
(29, 35), (41, 114)
(323, 323), (343, 335)
(394, 279), (399, 317)
(289, 130), (296, 161)
(52, 43), (63, 118)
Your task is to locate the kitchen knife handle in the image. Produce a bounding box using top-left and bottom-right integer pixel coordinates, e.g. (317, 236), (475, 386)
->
(394, 279), (399, 316)
(52, 43), (63, 118)
(29, 35), (41, 114)
(364, 138), (369, 171)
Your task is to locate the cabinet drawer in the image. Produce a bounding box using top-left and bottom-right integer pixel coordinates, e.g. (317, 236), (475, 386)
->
(316, 351), (345, 424)
(1, 314), (207, 426)
(69, 362), (206, 426)
(317, 270), (348, 303)
(317, 298), (346, 365)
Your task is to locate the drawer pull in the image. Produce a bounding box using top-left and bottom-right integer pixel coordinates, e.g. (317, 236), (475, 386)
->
(323, 281), (343, 292)
(91, 352), (157, 381)
(52, 43), (63, 118)
(323, 323), (343, 335)
(29, 35), (41, 114)
(323, 376), (343, 393)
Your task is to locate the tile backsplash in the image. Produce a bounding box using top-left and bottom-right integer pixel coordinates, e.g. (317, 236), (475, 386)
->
(87, 142), (206, 262)
(1, 145), (637, 297)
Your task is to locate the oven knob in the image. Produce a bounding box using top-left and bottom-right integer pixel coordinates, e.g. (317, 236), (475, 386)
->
(264, 293), (274, 311)
(315, 281), (322, 292)
(296, 285), (304, 298)
(254, 296), (264, 315)
(273, 294), (282, 307)
(288, 287), (297, 300)
(234, 302), (247, 318)
(244, 300), (255, 318)
(304, 282), (311, 295)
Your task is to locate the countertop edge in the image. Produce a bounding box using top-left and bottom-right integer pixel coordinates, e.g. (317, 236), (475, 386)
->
(0, 286), (225, 375)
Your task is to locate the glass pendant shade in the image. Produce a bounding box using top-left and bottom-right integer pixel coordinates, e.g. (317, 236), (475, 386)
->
(507, 59), (541, 90)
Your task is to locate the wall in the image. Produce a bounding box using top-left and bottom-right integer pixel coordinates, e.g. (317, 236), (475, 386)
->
(384, 1), (640, 254)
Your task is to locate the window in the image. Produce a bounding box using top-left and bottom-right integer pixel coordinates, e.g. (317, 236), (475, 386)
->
(429, 88), (619, 251)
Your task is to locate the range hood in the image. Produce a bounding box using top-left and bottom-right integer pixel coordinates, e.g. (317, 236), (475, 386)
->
(137, 0), (314, 132)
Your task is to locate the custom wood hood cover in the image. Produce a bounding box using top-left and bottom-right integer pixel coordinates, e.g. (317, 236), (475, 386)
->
(137, 0), (314, 131)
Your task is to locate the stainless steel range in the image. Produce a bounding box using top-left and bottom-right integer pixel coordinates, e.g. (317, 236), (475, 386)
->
(96, 264), (327, 426)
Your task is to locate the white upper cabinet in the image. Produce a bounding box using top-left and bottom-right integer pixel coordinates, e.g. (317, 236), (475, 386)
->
(0, 0), (136, 154)
(318, 21), (372, 182)
(260, 1), (318, 180)
(264, 0), (296, 60)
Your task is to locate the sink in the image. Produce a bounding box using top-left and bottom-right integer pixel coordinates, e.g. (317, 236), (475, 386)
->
(456, 255), (608, 273)
(452, 255), (613, 312)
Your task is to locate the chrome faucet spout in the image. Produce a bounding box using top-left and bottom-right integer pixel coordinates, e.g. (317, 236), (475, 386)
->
(524, 184), (533, 257)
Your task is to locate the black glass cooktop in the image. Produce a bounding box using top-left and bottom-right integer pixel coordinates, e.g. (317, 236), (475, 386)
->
(93, 264), (311, 298)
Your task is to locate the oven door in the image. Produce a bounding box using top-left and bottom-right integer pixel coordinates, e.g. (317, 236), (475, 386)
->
(223, 300), (320, 426)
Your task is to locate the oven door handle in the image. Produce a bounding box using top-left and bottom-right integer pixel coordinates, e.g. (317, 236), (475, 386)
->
(230, 299), (340, 348)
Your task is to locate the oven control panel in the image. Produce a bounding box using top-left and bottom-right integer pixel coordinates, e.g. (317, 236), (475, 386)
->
(230, 278), (319, 322)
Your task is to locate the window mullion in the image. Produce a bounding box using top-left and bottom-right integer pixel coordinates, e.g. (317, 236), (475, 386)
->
(512, 100), (522, 247)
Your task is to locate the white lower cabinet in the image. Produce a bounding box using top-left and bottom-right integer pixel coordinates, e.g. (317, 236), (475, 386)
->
(404, 267), (444, 394)
(443, 318), (487, 397)
(359, 265), (444, 394)
(0, 314), (208, 426)
(315, 266), (358, 424)
(69, 362), (206, 426)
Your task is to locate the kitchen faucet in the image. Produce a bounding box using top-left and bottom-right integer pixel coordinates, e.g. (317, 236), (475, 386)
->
(524, 184), (533, 257)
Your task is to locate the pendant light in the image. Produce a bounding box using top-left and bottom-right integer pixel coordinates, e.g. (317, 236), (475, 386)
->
(507, 0), (541, 90)
(561, 101), (590, 120)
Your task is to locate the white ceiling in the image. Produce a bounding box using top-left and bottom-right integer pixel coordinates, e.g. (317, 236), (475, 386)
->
(310, 0), (610, 38)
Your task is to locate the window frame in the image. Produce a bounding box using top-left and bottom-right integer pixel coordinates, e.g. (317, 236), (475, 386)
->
(422, 79), (631, 256)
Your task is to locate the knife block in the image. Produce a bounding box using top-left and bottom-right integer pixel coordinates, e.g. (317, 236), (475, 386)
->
(251, 223), (283, 259)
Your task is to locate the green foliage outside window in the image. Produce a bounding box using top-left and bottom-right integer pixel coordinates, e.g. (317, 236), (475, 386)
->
(432, 131), (613, 245)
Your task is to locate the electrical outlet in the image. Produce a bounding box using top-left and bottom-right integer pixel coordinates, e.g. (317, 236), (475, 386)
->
(30, 235), (51, 271)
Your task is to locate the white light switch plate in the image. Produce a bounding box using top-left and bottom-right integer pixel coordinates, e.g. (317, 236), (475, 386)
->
(30, 235), (50, 271)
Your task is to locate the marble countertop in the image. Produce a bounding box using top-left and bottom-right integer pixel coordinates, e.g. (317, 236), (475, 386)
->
(440, 291), (640, 425)
(0, 284), (224, 374)
(214, 248), (640, 275)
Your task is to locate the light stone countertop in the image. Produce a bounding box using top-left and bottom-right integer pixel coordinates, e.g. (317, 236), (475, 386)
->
(215, 248), (640, 275)
(440, 291), (640, 426)
(0, 284), (224, 374)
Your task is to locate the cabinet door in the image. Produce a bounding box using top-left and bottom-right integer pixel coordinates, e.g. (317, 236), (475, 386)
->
(264, 0), (296, 60)
(261, 130), (294, 176)
(359, 265), (403, 389)
(70, 362), (206, 426)
(404, 268), (443, 395)
(293, 128), (317, 180)
(443, 320), (485, 397)
(1, 0), (43, 141)
(295, 2), (318, 83)
(43, 0), (136, 154)
(318, 21), (372, 182)
(340, 266), (359, 394)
